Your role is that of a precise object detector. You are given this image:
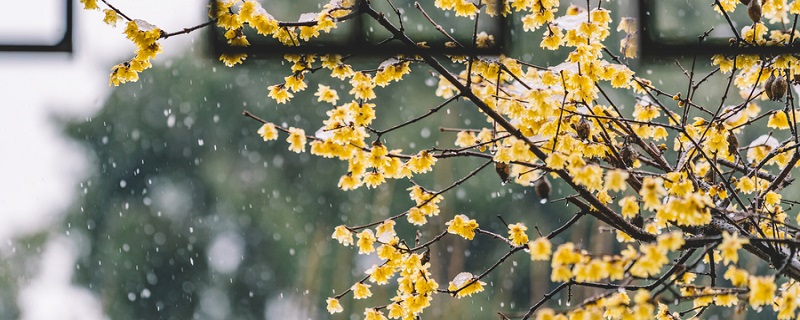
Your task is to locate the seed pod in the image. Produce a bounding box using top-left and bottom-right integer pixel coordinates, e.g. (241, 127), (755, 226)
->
(770, 75), (788, 101)
(764, 74), (776, 100)
(619, 144), (638, 167)
(495, 162), (511, 184)
(630, 214), (644, 229)
(740, 0), (750, 5)
(420, 248), (430, 265)
(575, 117), (592, 140)
(704, 167), (716, 183)
(727, 131), (739, 157)
(534, 176), (551, 204)
(748, 0), (762, 24)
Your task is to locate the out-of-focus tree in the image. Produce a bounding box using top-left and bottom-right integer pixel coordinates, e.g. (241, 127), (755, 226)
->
(61, 52), (543, 319)
(78, 0), (800, 319)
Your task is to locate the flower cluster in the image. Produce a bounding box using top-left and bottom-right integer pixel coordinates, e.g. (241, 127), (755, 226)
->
(84, 0), (800, 318)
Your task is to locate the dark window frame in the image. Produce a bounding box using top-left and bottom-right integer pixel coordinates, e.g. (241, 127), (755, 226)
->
(0, 0), (73, 53)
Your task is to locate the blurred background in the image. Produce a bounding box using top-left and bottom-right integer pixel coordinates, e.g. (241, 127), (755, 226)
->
(0, 0), (794, 319)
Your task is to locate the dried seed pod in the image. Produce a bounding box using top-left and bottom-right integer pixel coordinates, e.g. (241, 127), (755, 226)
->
(619, 144), (638, 167)
(534, 176), (551, 204)
(770, 75), (788, 101)
(495, 162), (511, 184)
(575, 117), (592, 140)
(630, 214), (644, 229)
(420, 248), (430, 265)
(704, 167), (716, 183)
(740, 0), (751, 5)
(748, 0), (762, 24)
(764, 74), (776, 100)
(727, 131), (739, 157)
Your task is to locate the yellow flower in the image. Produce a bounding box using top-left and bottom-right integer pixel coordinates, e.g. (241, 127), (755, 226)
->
(414, 276), (439, 295)
(639, 177), (667, 211)
(364, 308), (387, 320)
(80, 0), (98, 10)
(284, 74), (308, 92)
(375, 220), (396, 240)
(124, 20), (161, 49)
(604, 169), (629, 192)
(448, 272), (486, 298)
(712, 54), (734, 73)
(352, 282), (372, 299)
(693, 288), (714, 308)
(257, 123), (279, 141)
(724, 266), (749, 287)
(714, 294), (738, 307)
(571, 164), (603, 191)
(573, 259), (608, 282)
(667, 177), (694, 198)
(109, 63), (139, 86)
(736, 176), (756, 194)
(508, 223), (529, 246)
(540, 28), (564, 50)
(356, 229), (376, 254)
(377, 244), (400, 262)
(268, 85), (293, 104)
(619, 196), (640, 219)
(403, 293), (431, 314)
(546, 152), (567, 170)
(103, 9), (119, 26)
(337, 173), (361, 190)
(314, 84), (339, 104)
(331, 64), (355, 79)
(630, 244), (668, 277)
(387, 303), (405, 318)
(286, 127), (307, 153)
(528, 237), (552, 261)
(776, 282), (800, 319)
(765, 191), (782, 207)
(550, 265), (572, 282)
(453, 0), (478, 17)
(768, 111), (791, 129)
(251, 14), (280, 35)
(454, 131), (477, 148)
(551, 243), (582, 267)
(363, 171), (386, 188)
(408, 150), (437, 174)
(719, 231), (749, 265)
(219, 53), (247, 67)
(446, 214), (479, 240)
(748, 276), (776, 308)
(407, 207), (427, 225)
(326, 297), (343, 314)
(633, 102), (660, 121)
(331, 225), (353, 246)
(366, 264), (394, 285)
(657, 232), (684, 251)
